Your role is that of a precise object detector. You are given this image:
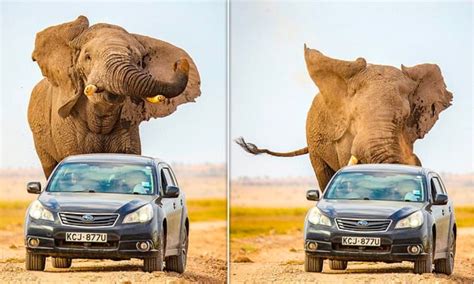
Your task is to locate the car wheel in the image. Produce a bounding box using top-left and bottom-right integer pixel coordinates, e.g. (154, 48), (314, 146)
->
(165, 225), (188, 273)
(414, 237), (434, 274)
(329, 259), (347, 270)
(304, 254), (323, 272)
(25, 252), (45, 271)
(52, 257), (72, 268)
(434, 229), (455, 275)
(143, 229), (165, 272)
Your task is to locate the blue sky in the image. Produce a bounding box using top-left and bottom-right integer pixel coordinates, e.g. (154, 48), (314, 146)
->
(0, 1), (226, 168)
(231, 1), (473, 177)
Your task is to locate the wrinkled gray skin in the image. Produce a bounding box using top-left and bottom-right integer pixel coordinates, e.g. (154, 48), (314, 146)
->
(28, 16), (201, 178)
(236, 46), (452, 191)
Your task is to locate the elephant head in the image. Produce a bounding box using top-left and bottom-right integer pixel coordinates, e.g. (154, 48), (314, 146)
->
(304, 45), (452, 165)
(32, 16), (200, 128)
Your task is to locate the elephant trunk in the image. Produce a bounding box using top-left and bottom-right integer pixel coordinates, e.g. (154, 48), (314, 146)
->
(354, 121), (403, 164)
(104, 53), (189, 99)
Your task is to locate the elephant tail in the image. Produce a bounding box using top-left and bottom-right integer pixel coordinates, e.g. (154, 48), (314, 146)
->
(234, 137), (308, 157)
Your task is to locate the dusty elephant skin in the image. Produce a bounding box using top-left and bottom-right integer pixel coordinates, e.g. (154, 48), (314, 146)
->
(236, 45), (452, 190)
(28, 16), (201, 178)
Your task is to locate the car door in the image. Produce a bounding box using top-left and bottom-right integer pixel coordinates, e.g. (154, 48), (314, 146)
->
(159, 165), (181, 249)
(429, 174), (450, 254)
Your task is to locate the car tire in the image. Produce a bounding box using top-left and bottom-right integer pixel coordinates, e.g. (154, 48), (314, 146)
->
(414, 237), (434, 274)
(304, 254), (323, 272)
(25, 252), (46, 271)
(165, 225), (188, 273)
(434, 230), (455, 275)
(143, 229), (165, 272)
(329, 259), (347, 270)
(52, 257), (72, 268)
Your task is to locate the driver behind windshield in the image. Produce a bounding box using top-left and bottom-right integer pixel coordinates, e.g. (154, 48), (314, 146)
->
(57, 172), (84, 192)
(396, 180), (421, 201)
(332, 181), (360, 199)
(126, 170), (152, 194)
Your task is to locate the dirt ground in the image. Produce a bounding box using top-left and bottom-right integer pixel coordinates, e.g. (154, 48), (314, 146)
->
(0, 221), (226, 283)
(230, 227), (474, 283)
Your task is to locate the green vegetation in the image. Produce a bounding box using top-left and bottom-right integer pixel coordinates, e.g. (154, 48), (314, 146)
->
(187, 198), (226, 222)
(0, 200), (30, 230)
(0, 198), (226, 230)
(455, 206), (474, 228)
(231, 207), (307, 239)
(231, 205), (474, 240)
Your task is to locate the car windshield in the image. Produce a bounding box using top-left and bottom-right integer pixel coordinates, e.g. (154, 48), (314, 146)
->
(48, 162), (155, 195)
(324, 171), (425, 202)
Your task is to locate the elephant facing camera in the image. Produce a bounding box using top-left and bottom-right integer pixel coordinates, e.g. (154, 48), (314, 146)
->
(28, 16), (201, 178)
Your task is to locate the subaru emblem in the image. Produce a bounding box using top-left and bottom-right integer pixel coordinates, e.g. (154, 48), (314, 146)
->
(357, 220), (369, 226)
(81, 214), (94, 223)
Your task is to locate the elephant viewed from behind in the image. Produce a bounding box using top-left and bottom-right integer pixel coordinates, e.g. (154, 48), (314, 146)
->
(28, 16), (200, 178)
(236, 45), (452, 191)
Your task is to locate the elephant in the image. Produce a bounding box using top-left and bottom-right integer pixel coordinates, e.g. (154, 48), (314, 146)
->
(28, 16), (200, 178)
(236, 45), (452, 191)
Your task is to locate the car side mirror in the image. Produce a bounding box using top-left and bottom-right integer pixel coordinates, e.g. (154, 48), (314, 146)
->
(433, 193), (448, 205)
(27, 182), (42, 194)
(306, 189), (320, 201)
(163, 185), (180, 198)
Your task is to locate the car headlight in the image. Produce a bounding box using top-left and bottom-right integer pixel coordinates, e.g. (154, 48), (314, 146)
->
(308, 207), (332, 226)
(123, 204), (153, 224)
(395, 210), (424, 229)
(28, 200), (54, 221)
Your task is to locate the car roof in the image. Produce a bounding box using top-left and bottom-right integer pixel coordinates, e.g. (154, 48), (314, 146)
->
(340, 164), (431, 175)
(61, 153), (165, 166)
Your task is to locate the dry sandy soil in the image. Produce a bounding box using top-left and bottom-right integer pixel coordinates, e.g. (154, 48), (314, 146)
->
(231, 227), (474, 283)
(0, 221), (226, 283)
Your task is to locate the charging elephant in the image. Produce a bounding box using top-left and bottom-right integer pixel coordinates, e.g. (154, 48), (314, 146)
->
(236, 45), (452, 191)
(28, 16), (200, 178)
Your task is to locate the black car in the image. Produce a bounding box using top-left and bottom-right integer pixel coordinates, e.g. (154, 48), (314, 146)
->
(24, 154), (189, 273)
(304, 164), (456, 275)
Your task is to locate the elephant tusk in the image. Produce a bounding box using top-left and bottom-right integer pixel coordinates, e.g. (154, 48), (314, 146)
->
(84, 84), (97, 96)
(146, 95), (166, 104)
(347, 155), (359, 166)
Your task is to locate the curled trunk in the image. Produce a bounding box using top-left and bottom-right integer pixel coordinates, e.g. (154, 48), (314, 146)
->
(104, 53), (189, 99)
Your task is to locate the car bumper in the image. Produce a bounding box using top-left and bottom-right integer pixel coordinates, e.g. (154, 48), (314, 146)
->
(304, 223), (431, 262)
(25, 218), (161, 260)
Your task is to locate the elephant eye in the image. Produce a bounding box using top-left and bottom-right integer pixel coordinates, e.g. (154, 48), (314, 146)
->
(84, 53), (91, 61)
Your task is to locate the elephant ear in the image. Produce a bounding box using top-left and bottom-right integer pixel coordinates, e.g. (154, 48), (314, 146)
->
(32, 16), (89, 117)
(120, 34), (201, 125)
(304, 45), (366, 140)
(402, 64), (453, 143)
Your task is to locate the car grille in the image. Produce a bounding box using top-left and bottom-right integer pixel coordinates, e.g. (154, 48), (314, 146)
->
(59, 212), (119, 227)
(335, 218), (392, 232)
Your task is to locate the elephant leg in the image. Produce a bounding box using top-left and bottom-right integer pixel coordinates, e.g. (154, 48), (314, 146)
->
(309, 154), (335, 192)
(35, 147), (58, 178)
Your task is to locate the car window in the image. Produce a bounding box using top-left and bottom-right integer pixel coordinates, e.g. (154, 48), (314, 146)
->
(160, 168), (176, 191)
(48, 162), (155, 195)
(431, 177), (445, 198)
(434, 177), (447, 194)
(324, 171), (425, 202)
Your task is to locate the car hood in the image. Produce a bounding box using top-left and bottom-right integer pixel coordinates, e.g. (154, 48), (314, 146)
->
(317, 199), (425, 220)
(38, 192), (155, 214)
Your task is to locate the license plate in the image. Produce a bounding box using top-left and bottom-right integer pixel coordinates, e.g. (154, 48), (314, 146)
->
(65, 232), (107, 243)
(341, 236), (380, 246)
